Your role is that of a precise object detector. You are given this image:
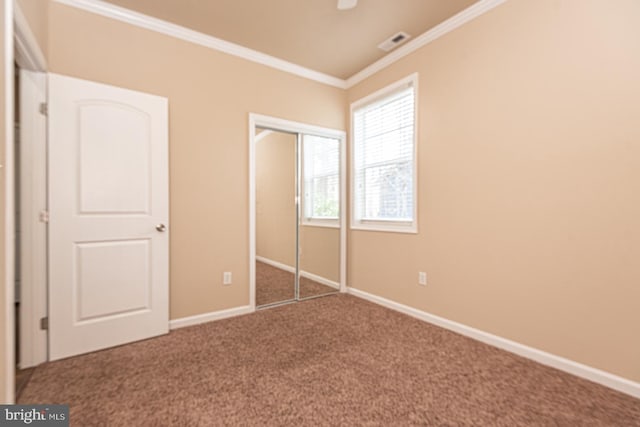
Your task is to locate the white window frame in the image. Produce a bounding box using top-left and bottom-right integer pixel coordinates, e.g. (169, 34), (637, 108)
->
(350, 73), (418, 233)
(301, 134), (341, 229)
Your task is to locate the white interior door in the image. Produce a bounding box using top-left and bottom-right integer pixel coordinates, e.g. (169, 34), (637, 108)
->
(48, 73), (169, 361)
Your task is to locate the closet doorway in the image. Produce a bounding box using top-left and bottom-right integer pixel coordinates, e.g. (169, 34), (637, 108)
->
(249, 114), (346, 309)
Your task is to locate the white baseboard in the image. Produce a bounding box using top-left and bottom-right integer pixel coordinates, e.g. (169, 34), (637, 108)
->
(169, 305), (253, 330)
(347, 287), (640, 399)
(256, 256), (340, 289)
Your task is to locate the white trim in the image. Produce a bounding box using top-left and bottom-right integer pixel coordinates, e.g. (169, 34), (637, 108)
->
(18, 70), (48, 369)
(345, 0), (508, 87)
(256, 256), (340, 290)
(250, 114), (347, 141)
(300, 219), (340, 229)
(249, 115), (257, 310)
(347, 287), (640, 399)
(339, 122), (347, 293)
(4, 0), (15, 403)
(13, 1), (47, 71)
(51, 0), (509, 90)
(349, 222), (418, 234)
(350, 73), (419, 234)
(53, 0), (346, 89)
(350, 75), (415, 110)
(169, 305), (253, 330)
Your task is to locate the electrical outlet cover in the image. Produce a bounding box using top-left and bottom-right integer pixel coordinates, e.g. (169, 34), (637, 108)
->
(418, 272), (427, 286)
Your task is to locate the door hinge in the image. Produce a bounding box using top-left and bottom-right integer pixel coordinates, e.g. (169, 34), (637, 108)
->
(39, 210), (49, 223)
(39, 102), (48, 116)
(40, 317), (48, 330)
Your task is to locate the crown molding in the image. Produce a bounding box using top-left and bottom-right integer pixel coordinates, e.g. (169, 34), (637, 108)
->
(345, 0), (509, 87)
(53, 0), (348, 89)
(54, 0), (508, 90)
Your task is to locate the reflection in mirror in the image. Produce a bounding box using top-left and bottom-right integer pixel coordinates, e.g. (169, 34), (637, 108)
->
(255, 128), (297, 306)
(298, 135), (341, 299)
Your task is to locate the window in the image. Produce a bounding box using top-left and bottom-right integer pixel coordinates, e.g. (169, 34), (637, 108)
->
(351, 74), (417, 232)
(302, 134), (340, 226)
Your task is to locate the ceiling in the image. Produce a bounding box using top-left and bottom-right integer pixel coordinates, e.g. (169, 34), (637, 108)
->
(101, 0), (478, 80)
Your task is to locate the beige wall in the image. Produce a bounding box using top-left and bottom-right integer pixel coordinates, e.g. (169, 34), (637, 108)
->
(47, 2), (346, 319)
(16, 0), (48, 61)
(256, 131), (297, 267)
(299, 226), (339, 283)
(347, 0), (640, 382)
(4, 0), (636, 393)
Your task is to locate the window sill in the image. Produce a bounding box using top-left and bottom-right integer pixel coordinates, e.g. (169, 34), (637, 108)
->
(301, 219), (340, 229)
(350, 222), (417, 234)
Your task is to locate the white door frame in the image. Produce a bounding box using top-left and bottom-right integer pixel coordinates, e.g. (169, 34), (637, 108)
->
(18, 69), (48, 368)
(248, 113), (347, 311)
(4, 0), (15, 404)
(13, 0), (48, 376)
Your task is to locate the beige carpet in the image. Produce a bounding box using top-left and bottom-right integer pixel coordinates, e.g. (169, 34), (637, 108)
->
(255, 261), (337, 306)
(19, 295), (640, 426)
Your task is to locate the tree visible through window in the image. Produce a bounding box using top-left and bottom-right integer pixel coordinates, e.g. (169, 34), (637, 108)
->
(352, 74), (417, 232)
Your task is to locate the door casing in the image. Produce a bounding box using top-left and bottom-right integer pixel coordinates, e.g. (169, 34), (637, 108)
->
(18, 69), (48, 369)
(13, 0), (48, 394)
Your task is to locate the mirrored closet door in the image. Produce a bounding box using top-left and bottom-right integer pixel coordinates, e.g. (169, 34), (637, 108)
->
(255, 129), (297, 306)
(252, 116), (345, 308)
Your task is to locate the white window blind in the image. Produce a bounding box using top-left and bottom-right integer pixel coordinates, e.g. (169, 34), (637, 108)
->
(352, 76), (416, 231)
(303, 135), (340, 222)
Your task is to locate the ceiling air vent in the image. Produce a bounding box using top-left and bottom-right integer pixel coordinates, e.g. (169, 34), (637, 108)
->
(377, 32), (411, 52)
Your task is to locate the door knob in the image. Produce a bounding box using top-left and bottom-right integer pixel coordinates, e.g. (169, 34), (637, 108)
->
(156, 224), (167, 232)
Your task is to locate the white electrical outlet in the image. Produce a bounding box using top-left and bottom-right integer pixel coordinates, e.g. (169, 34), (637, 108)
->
(223, 272), (232, 285)
(418, 272), (427, 286)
